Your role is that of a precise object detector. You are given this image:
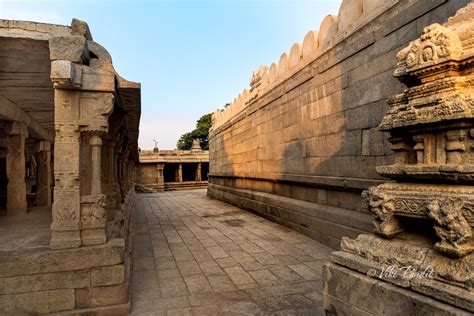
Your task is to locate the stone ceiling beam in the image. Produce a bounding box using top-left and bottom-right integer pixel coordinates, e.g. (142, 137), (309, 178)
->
(0, 95), (54, 141)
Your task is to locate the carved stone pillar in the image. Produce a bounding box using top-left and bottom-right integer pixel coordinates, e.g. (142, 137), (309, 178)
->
(5, 121), (27, 215)
(177, 163), (183, 182)
(104, 140), (120, 219)
(80, 133), (107, 246)
(36, 140), (52, 207)
(156, 163), (164, 191)
(445, 130), (466, 164)
(196, 162), (202, 182)
(50, 88), (113, 248)
(388, 137), (412, 165)
(122, 159), (128, 191)
(90, 135), (102, 195)
(107, 141), (116, 184)
(51, 89), (82, 249)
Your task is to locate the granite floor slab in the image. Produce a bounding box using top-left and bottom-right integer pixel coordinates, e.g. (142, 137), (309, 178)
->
(131, 189), (331, 315)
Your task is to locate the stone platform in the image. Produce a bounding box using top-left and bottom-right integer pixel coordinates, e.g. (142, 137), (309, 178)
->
(0, 207), (51, 251)
(0, 207), (131, 314)
(131, 190), (332, 315)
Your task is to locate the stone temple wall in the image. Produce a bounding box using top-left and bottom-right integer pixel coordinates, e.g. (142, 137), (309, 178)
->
(208, 0), (471, 249)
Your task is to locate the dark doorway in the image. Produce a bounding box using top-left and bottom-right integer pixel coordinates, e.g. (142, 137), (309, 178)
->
(201, 162), (209, 181)
(164, 163), (179, 182)
(182, 163), (197, 182)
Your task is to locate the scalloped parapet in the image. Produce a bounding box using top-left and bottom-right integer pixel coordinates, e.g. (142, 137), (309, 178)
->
(211, 0), (400, 131)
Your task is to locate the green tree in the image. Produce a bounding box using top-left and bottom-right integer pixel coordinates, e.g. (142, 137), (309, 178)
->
(176, 113), (212, 150)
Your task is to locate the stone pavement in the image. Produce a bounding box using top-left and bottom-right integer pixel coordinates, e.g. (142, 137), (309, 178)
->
(131, 190), (332, 315)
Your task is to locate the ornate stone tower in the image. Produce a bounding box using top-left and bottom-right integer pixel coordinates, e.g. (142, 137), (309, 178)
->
(324, 3), (473, 314)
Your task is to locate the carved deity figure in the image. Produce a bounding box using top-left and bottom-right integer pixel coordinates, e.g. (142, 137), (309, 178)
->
(428, 198), (473, 257)
(368, 187), (403, 238)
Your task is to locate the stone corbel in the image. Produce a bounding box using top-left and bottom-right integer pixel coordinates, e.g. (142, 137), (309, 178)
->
(51, 60), (83, 89)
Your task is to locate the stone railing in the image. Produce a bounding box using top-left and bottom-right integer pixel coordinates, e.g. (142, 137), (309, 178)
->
(211, 0), (398, 131)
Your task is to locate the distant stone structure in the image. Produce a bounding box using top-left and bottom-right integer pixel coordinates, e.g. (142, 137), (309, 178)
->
(208, 0), (472, 314)
(325, 4), (474, 314)
(136, 142), (209, 191)
(0, 19), (140, 314)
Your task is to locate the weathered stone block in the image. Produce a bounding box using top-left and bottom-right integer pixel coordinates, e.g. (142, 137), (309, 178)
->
(323, 263), (471, 315)
(49, 36), (89, 63)
(74, 283), (128, 309)
(0, 289), (75, 314)
(0, 269), (90, 295)
(91, 265), (125, 287)
(0, 239), (124, 277)
(90, 283), (129, 307)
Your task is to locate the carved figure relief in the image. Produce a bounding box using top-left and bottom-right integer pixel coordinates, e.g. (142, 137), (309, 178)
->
(368, 187), (403, 238)
(428, 198), (473, 257)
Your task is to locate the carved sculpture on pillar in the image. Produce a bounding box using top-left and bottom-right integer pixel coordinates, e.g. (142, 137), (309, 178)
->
(324, 4), (474, 315)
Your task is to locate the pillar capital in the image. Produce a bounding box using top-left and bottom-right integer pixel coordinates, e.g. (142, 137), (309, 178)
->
(5, 121), (28, 137)
(89, 134), (103, 146)
(37, 140), (51, 152)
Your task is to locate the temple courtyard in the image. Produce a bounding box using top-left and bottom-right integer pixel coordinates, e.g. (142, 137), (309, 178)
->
(131, 190), (331, 315)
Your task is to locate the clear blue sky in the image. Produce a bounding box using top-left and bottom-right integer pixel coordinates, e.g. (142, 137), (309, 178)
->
(1, 0), (341, 149)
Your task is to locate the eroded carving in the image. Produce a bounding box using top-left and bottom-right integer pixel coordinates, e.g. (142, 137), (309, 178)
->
(368, 187), (403, 238)
(395, 23), (463, 76)
(428, 198), (473, 257)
